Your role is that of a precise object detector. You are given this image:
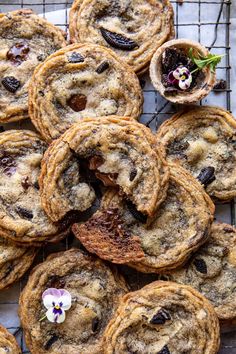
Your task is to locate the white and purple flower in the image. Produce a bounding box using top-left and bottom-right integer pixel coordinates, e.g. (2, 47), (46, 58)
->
(168, 66), (193, 90)
(42, 288), (72, 324)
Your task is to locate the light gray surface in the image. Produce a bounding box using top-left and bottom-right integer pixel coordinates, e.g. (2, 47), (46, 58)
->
(0, 0), (235, 352)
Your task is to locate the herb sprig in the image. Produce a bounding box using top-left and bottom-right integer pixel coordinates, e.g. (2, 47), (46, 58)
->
(188, 48), (224, 74)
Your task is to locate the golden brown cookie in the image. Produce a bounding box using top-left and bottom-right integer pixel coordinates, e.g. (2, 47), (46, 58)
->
(19, 248), (128, 354)
(29, 43), (143, 142)
(165, 223), (236, 326)
(69, 0), (174, 74)
(39, 116), (169, 222)
(157, 106), (236, 201)
(0, 130), (68, 246)
(150, 39), (216, 104)
(73, 164), (214, 269)
(0, 325), (21, 354)
(0, 237), (36, 290)
(103, 281), (220, 354)
(0, 9), (66, 123)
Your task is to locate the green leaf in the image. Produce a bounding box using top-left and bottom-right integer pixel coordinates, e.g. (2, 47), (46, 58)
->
(188, 48), (224, 73)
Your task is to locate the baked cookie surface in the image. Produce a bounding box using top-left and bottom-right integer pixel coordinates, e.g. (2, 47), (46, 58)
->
(157, 106), (236, 200)
(0, 325), (21, 354)
(73, 164), (214, 269)
(103, 281), (220, 354)
(19, 248), (128, 354)
(166, 223), (236, 324)
(0, 237), (36, 290)
(69, 0), (174, 74)
(39, 116), (169, 222)
(29, 43), (143, 142)
(0, 9), (66, 123)
(0, 130), (68, 246)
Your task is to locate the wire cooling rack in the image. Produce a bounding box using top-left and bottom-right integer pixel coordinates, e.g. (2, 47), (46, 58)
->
(0, 0), (235, 353)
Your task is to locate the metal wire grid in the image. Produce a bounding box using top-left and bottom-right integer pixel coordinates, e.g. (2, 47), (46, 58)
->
(0, 0), (234, 352)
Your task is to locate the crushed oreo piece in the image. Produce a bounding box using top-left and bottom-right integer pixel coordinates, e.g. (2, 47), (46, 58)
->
(213, 79), (227, 90)
(129, 168), (137, 181)
(2, 76), (20, 93)
(67, 94), (87, 112)
(193, 258), (207, 274)
(100, 27), (138, 51)
(92, 317), (100, 332)
(16, 206), (33, 220)
(197, 166), (216, 187)
(126, 200), (147, 224)
(96, 61), (109, 74)
(150, 309), (171, 324)
(158, 345), (171, 354)
(68, 52), (85, 63)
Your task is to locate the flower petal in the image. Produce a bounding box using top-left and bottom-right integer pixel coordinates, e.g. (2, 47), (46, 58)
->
(56, 310), (66, 324)
(173, 68), (182, 80)
(42, 288), (62, 299)
(46, 308), (56, 323)
(43, 294), (55, 309)
(58, 294), (72, 311)
(46, 308), (66, 323)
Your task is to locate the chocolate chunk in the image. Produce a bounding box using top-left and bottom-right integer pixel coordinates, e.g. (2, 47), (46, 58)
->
(213, 79), (226, 90)
(100, 28), (138, 51)
(96, 61), (109, 74)
(7, 41), (30, 65)
(16, 206), (33, 220)
(33, 181), (40, 190)
(129, 168), (137, 181)
(158, 345), (171, 354)
(197, 166), (216, 187)
(193, 258), (207, 274)
(68, 52), (85, 63)
(126, 201), (147, 224)
(44, 335), (59, 350)
(150, 309), (171, 324)
(67, 94), (87, 112)
(21, 176), (30, 190)
(2, 76), (20, 93)
(92, 317), (99, 332)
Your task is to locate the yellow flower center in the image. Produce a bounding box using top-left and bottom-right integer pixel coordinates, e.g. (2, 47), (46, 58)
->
(54, 305), (61, 310)
(180, 75), (186, 80)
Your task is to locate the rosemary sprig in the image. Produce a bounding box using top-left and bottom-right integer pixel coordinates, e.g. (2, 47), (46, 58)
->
(188, 48), (224, 74)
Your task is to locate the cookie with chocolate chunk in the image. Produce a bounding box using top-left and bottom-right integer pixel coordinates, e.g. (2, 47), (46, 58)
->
(0, 325), (21, 354)
(166, 223), (236, 326)
(0, 130), (68, 246)
(103, 281), (220, 354)
(0, 237), (36, 290)
(0, 9), (66, 123)
(157, 106), (236, 201)
(72, 164), (214, 269)
(69, 0), (174, 74)
(29, 43), (143, 142)
(39, 116), (169, 224)
(19, 248), (128, 354)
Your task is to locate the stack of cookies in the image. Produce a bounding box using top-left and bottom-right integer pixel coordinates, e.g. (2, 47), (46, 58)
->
(0, 2), (234, 353)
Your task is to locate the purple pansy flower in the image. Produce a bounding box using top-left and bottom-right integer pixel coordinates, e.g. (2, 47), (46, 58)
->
(168, 66), (192, 90)
(42, 288), (71, 324)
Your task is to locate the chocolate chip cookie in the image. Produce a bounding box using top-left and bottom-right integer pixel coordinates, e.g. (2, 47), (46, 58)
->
(0, 9), (66, 123)
(165, 223), (236, 326)
(29, 43), (143, 142)
(0, 325), (21, 354)
(39, 116), (169, 222)
(157, 106), (236, 201)
(19, 248), (128, 354)
(69, 0), (174, 74)
(73, 164), (214, 269)
(0, 130), (68, 246)
(103, 281), (220, 354)
(0, 237), (36, 290)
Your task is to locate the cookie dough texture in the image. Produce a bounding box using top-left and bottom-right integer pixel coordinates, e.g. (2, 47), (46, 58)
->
(19, 248), (128, 354)
(167, 223), (236, 325)
(0, 325), (21, 354)
(157, 106), (236, 200)
(0, 237), (36, 290)
(0, 9), (66, 123)
(73, 164), (214, 269)
(0, 130), (68, 246)
(39, 116), (169, 222)
(29, 43), (143, 142)
(69, 0), (174, 74)
(103, 281), (220, 354)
